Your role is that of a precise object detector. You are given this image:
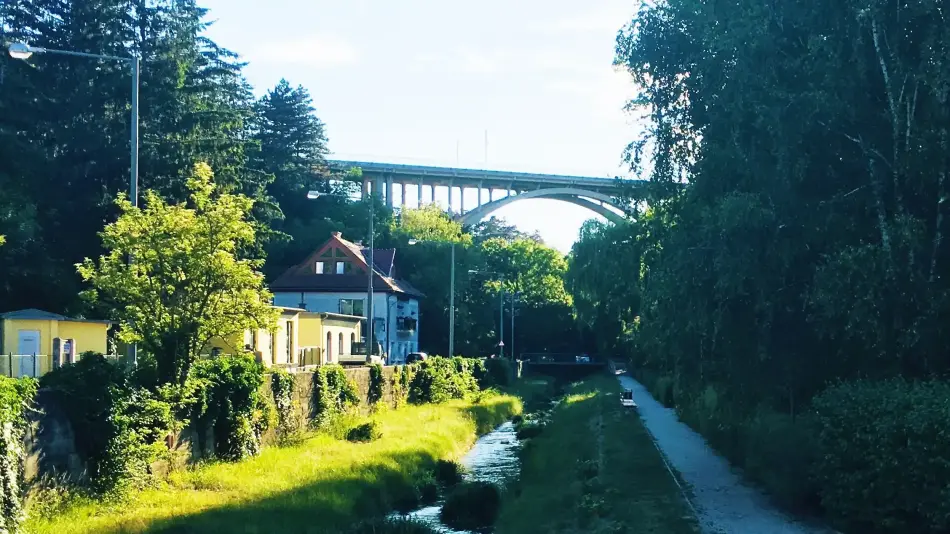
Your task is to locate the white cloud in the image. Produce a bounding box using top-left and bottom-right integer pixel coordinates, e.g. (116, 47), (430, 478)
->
(247, 34), (358, 68)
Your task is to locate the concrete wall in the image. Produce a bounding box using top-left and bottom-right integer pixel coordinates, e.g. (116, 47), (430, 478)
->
(22, 365), (401, 485)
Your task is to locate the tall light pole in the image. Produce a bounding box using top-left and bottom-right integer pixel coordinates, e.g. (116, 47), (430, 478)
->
(409, 239), (457, 357)
(469, 270), (504, 358)
(307, 189), (375, 356)
(510, 291), (519, 361)
(10, 42), (141, 365)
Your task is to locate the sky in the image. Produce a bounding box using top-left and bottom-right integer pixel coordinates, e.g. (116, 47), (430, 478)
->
(200, 0), (643, 253)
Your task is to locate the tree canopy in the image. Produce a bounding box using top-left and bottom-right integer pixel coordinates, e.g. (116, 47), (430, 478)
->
(78, 163), (277, 385)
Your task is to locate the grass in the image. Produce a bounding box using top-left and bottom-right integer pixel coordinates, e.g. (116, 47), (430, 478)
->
(496, 374), (699, 534)
(26, 393), (521, 534)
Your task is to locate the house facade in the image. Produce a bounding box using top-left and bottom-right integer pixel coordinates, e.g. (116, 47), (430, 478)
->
(270, 232), (423, 364)
(0, 308), (112, 377)
(202, 306), (362, 368)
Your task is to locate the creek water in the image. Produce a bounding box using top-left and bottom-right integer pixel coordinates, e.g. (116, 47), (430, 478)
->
(394, 421), (521, 533)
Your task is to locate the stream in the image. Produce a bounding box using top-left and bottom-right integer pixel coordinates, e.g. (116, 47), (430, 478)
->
(394, 421), (521, 533)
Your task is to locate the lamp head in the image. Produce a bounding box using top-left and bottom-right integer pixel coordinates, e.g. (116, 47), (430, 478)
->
(8, 43), (36, 60)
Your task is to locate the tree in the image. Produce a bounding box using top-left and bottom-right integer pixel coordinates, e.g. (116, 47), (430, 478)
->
(469, 216), (542, 245)
(77, 163), (278, 385)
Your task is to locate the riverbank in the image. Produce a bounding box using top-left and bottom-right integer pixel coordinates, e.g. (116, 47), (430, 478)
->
(496, 374), (699, 533)
(26, 393), (521, 534)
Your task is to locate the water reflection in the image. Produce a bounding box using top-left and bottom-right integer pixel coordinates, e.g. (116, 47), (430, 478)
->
(397, 421), (520, 533)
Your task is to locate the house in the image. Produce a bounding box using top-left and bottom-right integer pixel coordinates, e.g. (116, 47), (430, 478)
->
(270, 232), (424, 364)
(202, 306), (363, 368)
(0, 308), (113, 377)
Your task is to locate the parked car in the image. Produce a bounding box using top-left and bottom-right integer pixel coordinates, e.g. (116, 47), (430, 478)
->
(575, 354), (591, 363)
(620, 389), (637, 408)
(366, 354), (384, 366)
(405, 352), (427, 364)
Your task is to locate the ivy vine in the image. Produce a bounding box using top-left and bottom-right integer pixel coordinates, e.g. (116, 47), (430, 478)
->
(0, 376), (36, 533)
(189, 356), (268, 461)
(271, 370), (301, 444)
(312, 365), (359, 429)
(368, 364), (384, 405)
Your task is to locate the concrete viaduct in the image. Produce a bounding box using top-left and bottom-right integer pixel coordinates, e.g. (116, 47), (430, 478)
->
(328, 160), (647, 225)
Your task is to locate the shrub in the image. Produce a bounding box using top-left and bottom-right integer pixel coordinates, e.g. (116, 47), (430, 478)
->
(434, 459), (465, 487)
(312, 365), (360, 429)
(415, 473), (439, 505)
(189, 355), (268, 461)
(0, 376), (36, 531)
(440, 481), (502, 531)
(271, 369), (301, 444)
(346, 420), (382, 443)
(408, 357), (479, 404)
(516, 422), (543, 440)
(368, 364), (384, 405)
(41, 354), (175, 496)
(480, 358), (514, 388)
(812, 379), (950, 533)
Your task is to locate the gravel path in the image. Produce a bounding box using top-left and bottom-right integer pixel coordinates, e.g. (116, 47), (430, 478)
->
(618, 375), (833, 534)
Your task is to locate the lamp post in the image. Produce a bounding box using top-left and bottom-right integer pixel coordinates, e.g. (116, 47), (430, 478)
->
(408, 239), (457, 357)
(308, 190), (375, 356)
(10, 42), (141, 365)
(469, 270), (505, 359)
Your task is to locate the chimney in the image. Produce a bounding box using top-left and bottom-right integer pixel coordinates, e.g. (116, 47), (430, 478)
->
(331, 231), (342, 238)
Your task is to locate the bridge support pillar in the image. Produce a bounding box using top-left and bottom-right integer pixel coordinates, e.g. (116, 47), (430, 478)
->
(386, 175), (394, 208)
(374, 177), (383, 201)
(361, 179), (369, 200)
(460, 187), (466, 214)
(418, 177), (423, 206)
(430, 184), (436, 205)
(399, 182), (406, 207)
(489, 188), (494, 202)
(447, 180), (454, 213)
(478, 181), (484, 207)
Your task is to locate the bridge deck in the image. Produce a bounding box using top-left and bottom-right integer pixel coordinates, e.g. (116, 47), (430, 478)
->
(329, 160), (646, 193)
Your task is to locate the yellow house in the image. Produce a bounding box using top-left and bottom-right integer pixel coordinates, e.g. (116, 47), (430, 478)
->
(202, 307), (362, 369)
(0, 309), (112, 377)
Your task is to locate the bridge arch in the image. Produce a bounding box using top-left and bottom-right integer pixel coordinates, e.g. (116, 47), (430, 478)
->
(458, 187), (628, 225)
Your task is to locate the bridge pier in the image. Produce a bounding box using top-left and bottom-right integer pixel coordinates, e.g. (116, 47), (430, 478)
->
(418, 177), (423, 206)
(447, 180), (454, 213)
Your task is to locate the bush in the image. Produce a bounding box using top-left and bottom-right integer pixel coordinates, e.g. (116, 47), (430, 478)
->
(516, 422), (543, 440)
(434, 459), (465, 487)
(415, 473), (439, 505)
(346, 420), (382, 443)
(812, 379), (950, 533)
(480, 358), (514, 388)
(368, 364), (384, 405)
(440, 481), (502, 531)
(312, 365), (360, 428)
(41, 354), (175, 496)
(408, 357), (479, 404)
(189, 355), (268, 462)
(0, 376), (36, 531)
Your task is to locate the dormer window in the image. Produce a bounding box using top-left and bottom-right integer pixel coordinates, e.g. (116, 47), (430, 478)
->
(336, 261), (346, 274)
(315, 261), (325, 274)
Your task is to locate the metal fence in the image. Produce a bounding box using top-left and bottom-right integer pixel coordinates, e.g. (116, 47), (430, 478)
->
(0, 354), (53, 378)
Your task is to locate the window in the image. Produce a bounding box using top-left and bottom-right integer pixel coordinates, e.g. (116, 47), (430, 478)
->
(286, 322), (293, 363)
(315, 261), (325, 274)
(338, 333), (344, 355)
(326, 332), (333, 363)
(335, 261), (345, 274)
(340, 299), (364, 316)
(350, 333), (356, 347)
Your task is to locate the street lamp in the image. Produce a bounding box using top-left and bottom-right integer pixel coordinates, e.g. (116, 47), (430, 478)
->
(307, 189), (376, 357)
(408, 238), (457, 357)
(469, 269), (505, 359)
(10, 42), (141, 365)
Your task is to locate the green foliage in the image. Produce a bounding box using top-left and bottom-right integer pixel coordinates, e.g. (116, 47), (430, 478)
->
(812, 380), (950, 533)
(480, 358), (514, 388)
(77, 163), (279, 386)
(407, 357), (479, 404)
(368, 364), (384, 405)
(345, 518), (438, 534)
(0, 376), (36, 532)
(270, 370), (301, 445)
(41, 354), (175, 496)
(345, 421), (382, 443)
(433, 459), (465, 488)
(312, 365), (360, 428)
(392, 204), (470, 244)
(439, 481), (502, 531)
(189, 356), (268, 462)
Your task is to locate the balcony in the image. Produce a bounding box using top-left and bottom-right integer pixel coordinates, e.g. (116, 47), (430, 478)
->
(396, 317), (417, 334)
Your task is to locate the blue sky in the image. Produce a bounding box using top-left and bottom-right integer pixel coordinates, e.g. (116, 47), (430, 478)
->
(200, 0), (642, 253)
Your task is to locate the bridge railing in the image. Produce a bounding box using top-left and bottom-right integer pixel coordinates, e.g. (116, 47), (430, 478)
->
(521, 352), (602, 364)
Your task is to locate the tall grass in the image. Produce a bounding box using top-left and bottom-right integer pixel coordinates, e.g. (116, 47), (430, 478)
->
(27, 394), (521, 534)
(496, 375), (698, 533)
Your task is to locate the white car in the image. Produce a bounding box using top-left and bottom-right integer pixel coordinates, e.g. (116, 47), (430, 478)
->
(620, 389), (637, 408)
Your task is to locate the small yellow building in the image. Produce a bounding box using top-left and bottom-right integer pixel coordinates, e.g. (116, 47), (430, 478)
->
(202, 307), (362, 369)
(0, 308), (112, 377)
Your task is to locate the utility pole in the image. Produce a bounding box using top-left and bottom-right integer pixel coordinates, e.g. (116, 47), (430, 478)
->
(367, 196), (375, 356)
(510, 292), (518, 361)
